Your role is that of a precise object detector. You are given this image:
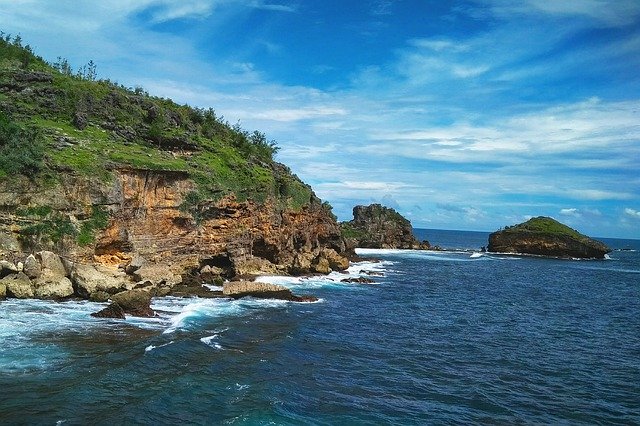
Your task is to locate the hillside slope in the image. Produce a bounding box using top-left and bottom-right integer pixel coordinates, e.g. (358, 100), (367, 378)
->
(0, 34), (348, 296)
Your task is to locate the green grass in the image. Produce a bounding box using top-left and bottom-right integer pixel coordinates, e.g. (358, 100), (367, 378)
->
(504, 216), (586, 240)
(1, 36), (323, 214)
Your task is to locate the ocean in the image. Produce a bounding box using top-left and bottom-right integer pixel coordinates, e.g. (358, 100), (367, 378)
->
(1, 229), (639, 424)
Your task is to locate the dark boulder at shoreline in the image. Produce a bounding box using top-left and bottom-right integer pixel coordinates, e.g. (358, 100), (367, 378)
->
(487, 216), (611, 259)
(340, 204), (430, 252)
(91, 289), (155, 319)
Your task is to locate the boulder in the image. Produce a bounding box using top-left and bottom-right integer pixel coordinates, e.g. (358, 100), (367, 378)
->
(223, 281), (318, 302)
(312, 256), (331, 274)
(321, 248), (350, 271)
(125, 254), (146, 274)
(89, 291), (111, 302)
(2, 272), (34, 298)
(0, 282), (6, 299)
(91, 303), (126, 319)
(23, 254), (41, 279)
(33, 276), (74, 299)
(0, 260), (18, 275)
(169, 284), (224, 298)
(36, 251), (67, 277)
(132, 263), (182, 287)
(70, 263), (129, 297)
(290, 253), (312, 275)
(111, 289), (154, 317)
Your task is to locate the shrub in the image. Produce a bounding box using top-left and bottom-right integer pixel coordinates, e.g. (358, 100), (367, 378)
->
(0, 112), (45, 176)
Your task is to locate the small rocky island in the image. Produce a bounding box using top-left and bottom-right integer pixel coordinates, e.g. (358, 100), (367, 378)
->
(340, 204), (430, 251)
(487, 216), (611, 259)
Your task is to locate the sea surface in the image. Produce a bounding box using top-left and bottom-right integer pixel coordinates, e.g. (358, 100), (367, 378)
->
(1, 229), (639, 425)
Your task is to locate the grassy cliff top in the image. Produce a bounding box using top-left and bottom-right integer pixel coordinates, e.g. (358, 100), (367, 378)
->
(499, 216), (587, 241)
(0, 33), (314, 210)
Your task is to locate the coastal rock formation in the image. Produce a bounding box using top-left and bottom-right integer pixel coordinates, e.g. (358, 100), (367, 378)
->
(0, 39), (350, 305)
(91, 289), (155, 319)
(487, 216), (611, 259)
(340, 204), (430, 251)
(223, 281), (318, 302)
(1, 272), (34, 299)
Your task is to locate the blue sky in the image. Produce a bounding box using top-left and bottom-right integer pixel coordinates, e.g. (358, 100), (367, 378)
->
(1, 0), (639, 238)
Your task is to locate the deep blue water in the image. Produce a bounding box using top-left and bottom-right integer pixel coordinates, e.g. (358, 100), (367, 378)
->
(1, 231), (639, 424)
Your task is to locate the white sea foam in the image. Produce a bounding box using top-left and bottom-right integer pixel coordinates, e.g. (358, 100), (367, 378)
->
(470, 252), (483, 258)
(200, 335), (224, 350)
(145, 341), (174, 353)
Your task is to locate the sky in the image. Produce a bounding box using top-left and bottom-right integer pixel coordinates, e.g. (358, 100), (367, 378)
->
(0, 0), (639, 238)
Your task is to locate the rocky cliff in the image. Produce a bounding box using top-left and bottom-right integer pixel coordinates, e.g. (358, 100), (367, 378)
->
(0, 35), (349, 302)
(487, 216), (610, 259)
(340, 204), (430, 251)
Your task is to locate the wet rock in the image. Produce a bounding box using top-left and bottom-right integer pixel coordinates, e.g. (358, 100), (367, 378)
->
(91, 303), (126, 319)
(360, 270), (384, 277)
(111, 289), (154, 317)
(2, 272), (34, 298)
(223, 281), (317, 302)
(340, 277), (376, 284)
(169, 284), (224, 298)
(321, 248), (350, 271)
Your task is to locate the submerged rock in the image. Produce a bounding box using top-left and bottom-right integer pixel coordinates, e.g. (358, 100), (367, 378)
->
(487, 216), (611, 259)
(91, 303), (126, 319)
(111, 289), (155, 317)
(223, 281), (318, 302)
(341, 277), (376, 284)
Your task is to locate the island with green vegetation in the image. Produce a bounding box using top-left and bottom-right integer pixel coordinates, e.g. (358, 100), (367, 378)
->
(0, 33), (350, 309)
(487, 216), (611, 259)
(340, 204), (430, 253)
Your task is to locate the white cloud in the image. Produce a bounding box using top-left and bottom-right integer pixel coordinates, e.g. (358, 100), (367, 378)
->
(560, 208), (581, 217)
(624, 208), (640, 219)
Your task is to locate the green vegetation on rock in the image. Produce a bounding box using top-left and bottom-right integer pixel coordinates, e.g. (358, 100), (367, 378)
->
(501, 216), (586, 241)
(0, 33), (313, 211)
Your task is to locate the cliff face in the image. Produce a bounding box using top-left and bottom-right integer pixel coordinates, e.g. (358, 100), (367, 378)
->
(0, 169), (347, 280)
(340, 204), (430, 251)
(487, 217), (610, 259)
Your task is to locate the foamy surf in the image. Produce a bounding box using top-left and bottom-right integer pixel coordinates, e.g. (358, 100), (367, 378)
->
(145, 341), (174, 353)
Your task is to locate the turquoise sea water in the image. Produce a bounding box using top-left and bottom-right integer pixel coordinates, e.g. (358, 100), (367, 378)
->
(1, 230), (639, 424)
